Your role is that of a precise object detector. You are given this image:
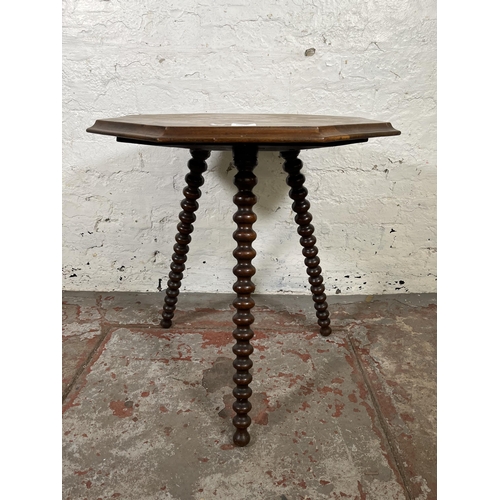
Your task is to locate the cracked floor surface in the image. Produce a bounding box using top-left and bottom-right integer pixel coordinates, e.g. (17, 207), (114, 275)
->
(62, 292), (436, 500)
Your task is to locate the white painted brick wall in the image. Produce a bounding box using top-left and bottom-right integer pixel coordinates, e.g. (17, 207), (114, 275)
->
(62, 0), (436, 295)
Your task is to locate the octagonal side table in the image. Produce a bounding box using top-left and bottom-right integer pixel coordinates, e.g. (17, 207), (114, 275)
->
(87, 113), (400, 446)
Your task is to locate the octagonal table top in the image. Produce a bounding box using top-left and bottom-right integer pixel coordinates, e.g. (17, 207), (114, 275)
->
(87, 113), (400, 151)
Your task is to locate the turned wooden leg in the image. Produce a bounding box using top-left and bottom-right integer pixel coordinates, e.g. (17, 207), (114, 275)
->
(281, 150), (332, 337)
(230, 145), (258, 447)
(161, 149), (211, 328)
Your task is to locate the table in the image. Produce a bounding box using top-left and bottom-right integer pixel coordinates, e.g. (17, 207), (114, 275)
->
(86, 113), (400, 447)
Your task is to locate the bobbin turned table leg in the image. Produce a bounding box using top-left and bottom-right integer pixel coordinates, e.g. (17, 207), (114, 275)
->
(281, 150), (332, 337)
(161, 149), (211, 329)
(230, 145), (258, 447)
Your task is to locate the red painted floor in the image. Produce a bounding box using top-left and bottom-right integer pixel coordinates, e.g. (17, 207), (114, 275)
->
(63, 291), (436, 500)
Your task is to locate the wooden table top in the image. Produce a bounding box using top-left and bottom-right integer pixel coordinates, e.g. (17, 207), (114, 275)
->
(86, 113), (400, 151)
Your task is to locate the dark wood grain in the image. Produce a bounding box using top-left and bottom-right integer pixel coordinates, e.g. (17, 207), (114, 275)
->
(87, 113), (400, 150)
(161, 149), (210, 329)
(281, 150), (332, 336)
(230, 145), (258, 447)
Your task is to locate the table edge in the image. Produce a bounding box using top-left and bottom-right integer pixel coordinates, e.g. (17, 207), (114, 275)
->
(86, 119), (401, 145)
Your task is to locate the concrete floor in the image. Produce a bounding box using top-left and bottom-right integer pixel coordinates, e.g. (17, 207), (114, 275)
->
(62, 292), (436, 500)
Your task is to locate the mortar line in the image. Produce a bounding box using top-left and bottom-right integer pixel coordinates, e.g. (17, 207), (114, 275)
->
(347, 333), (414, 500)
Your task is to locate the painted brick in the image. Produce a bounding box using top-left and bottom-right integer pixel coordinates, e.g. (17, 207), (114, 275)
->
(63, 0), (436, 294)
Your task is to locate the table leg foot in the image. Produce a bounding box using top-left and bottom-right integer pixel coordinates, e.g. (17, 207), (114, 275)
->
(161, 149), (211, 329)
(281, 150), (332, 337)
(233, 429), (251, 447)
(230, 145), (258, 446)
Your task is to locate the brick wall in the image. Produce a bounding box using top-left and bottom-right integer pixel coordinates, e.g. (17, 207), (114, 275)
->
(62, 0), (436, 294)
